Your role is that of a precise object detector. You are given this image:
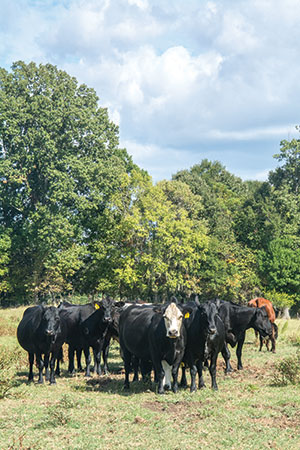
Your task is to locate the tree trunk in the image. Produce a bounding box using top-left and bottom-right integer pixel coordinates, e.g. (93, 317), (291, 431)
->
(281, 307), (290, 319)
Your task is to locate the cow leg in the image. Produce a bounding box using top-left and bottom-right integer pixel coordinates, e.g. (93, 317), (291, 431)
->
(68, 345), (75, 374)
(271, 331), (276, 353)
(93, 347), (102, 376)
(132, 356), (139, 382)
(102, 340), (110, 375)
(259, 334), (264, 352)
(171, 363), (181, 393)
(180, 365), (188, 388)
(197, 360), (206, 389)
(28, 352), (34, 382)
(122, 348), (132, 390)
(254, 329), (259, 346)
(157, 365), (165, 395)
(76, 349), (83, 371)
(49, 352), (57, 384)
(151, 357), (164, 394)
(36, 353), (44, 384)
(83, 346), (92, 377)
(44, 353), (50, 381)
(236, 333), (245, 370)
(222, 344), (233, 373)
(55, 347), (63, 376)
(189, 364), (197, 392)
(162, 360), (172, 391)
(209, 354), (218, 390)
(141, 359), (152, 383)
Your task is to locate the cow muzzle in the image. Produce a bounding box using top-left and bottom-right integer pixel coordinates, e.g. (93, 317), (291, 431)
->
(167, 330), (179, 338)
(45, 329), (55, 336)
(208, 327), (217, 335)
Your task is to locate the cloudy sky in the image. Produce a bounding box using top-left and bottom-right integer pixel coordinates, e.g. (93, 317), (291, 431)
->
(1, 0), (299, 182)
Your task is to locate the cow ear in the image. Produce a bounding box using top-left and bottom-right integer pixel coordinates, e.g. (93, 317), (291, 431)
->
(182, 306), (193, 318)
(153, 306), (163, 314)
(115, 301), (126, 308)
(94, 300), (101, 310)
(215, 298), (221, 309)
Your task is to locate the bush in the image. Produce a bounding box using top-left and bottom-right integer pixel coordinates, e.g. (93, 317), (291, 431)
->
(272, 350), (300, 386)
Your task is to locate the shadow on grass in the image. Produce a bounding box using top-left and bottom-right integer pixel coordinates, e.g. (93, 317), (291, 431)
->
(71, 374), (157, 396)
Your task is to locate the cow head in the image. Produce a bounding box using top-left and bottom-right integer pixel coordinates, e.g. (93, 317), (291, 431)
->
(42, 306), (61, 343)
(198, 301), (218, 335)
(253, 306), (273, 337)
(153, 298), (184, 338)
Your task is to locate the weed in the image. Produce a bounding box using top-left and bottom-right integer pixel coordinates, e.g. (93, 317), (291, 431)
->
(0, 346), (22, 399)
(280, 320), (289, 335)
(272, 350), (300, 386)
(7, 433), (35, 450)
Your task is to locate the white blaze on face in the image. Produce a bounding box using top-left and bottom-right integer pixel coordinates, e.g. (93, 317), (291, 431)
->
(162, 360), (172, 390)
(163, 303), (183, 338)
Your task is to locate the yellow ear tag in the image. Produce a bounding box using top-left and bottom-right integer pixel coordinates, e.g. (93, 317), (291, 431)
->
(184, 312), (190, 319)
(95, 303), (100, 310)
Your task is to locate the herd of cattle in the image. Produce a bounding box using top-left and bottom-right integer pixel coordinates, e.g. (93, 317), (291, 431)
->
(16, 296), (277, 393)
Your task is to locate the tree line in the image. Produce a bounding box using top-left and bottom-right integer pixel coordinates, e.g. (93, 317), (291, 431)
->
(0, 62), (299, 312)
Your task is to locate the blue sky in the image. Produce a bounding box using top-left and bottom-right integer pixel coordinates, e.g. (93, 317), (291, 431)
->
(1, 0), (299, 182)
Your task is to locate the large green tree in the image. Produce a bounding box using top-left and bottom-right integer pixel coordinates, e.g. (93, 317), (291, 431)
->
(0, 61), (136, 303)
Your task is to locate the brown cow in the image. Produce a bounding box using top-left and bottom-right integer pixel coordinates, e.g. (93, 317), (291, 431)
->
(248, 297), (277, 352)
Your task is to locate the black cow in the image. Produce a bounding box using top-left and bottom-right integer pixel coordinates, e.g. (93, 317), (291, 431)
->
(216, 300), (273, 371)
(181, 300), (229, 391)
(17, 305), (66, 384)
(119, 304), (156, 390)
(80, 297), (116, 376)
(119, 299), (191, 394)
(58, 297), (114, 376)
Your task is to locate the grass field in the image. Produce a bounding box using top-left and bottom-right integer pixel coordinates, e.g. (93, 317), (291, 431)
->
(0, 307), (300, 450)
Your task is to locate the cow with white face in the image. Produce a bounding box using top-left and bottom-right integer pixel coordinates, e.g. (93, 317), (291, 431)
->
(149, 298), (192, 394)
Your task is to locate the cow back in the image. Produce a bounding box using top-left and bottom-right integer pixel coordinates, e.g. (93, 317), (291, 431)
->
(17, 305), (45, 353)
(248, 297), (276, 323)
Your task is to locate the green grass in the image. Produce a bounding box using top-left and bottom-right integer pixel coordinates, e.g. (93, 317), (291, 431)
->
(0, 309), (300, 449)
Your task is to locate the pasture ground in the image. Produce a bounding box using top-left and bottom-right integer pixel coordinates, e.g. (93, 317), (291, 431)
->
(0, 307), (300, 450)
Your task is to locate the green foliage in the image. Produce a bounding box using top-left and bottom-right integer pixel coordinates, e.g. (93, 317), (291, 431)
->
(0, 61), (136, 303)
(0, 61), (300, 304)
(264, 290), (295, 309)
(0, 226), (11, 295)
(112, 180), (209, 299)
(258, 237), (300, 297)
(270, 130), (300, 194)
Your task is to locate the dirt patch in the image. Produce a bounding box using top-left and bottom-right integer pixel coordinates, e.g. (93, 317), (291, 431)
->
(142, 399), (210, 421)
(250, 414), (300, 430)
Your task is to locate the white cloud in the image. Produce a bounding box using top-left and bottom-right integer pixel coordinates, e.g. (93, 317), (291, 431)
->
(1, 0), (300, 181)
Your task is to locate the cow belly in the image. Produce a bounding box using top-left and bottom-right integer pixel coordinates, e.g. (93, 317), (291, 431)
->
(162, 360), (172, 389)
